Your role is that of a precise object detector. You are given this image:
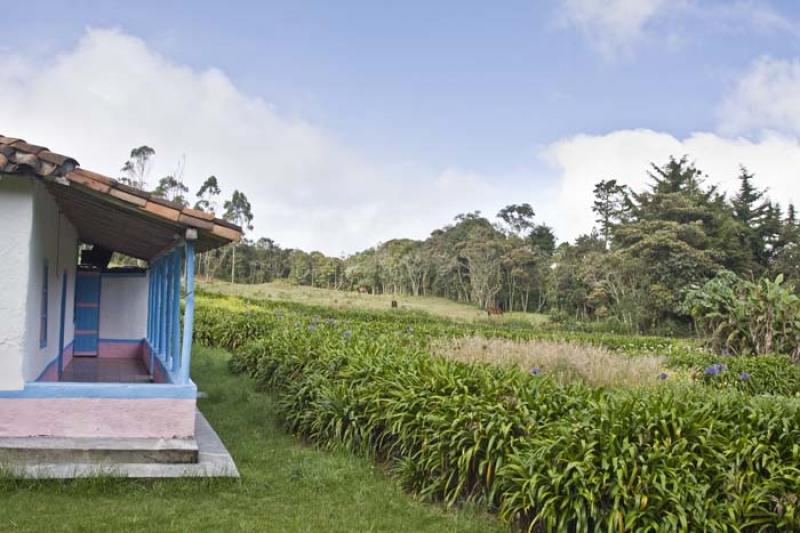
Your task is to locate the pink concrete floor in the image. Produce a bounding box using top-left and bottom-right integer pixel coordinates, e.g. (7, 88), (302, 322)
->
(61, 357), (152, 383)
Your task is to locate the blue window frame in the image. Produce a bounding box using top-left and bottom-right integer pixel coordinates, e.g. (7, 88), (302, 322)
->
(40, 260), (49, 348)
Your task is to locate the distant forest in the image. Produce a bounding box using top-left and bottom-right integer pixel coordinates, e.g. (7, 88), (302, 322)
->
(119, 146), (800, 334)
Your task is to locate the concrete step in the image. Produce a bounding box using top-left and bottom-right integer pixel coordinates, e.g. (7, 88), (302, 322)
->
(0, 436), (198, 465)
(2, 413), (239, 479)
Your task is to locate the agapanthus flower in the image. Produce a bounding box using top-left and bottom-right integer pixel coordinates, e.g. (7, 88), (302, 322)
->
(530, 367), (541, 376)
(343, 330), (352, 339)
(739, 371), (751, 381)
(704, 365), (721, 376)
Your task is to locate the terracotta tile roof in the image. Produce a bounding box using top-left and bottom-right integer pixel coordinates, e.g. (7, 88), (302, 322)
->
(0, 134), (243, 259)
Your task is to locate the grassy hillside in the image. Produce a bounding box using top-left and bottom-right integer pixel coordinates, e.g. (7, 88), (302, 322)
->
(199, 279), (549, 325)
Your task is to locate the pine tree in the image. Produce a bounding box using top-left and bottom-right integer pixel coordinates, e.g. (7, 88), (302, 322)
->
(731, 167), (768, 226)
(787, 203), (797, 226)
(730, 167), (776, 269)
(592, 179), (629, 248)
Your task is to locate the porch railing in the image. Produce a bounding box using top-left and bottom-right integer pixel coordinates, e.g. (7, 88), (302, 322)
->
(146, 239), (196, 384)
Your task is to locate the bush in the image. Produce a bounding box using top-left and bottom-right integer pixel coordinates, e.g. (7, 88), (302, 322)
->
(666, 350), (800, 396)
(684, 272), (800, 359)
(196, 295), (800, 531)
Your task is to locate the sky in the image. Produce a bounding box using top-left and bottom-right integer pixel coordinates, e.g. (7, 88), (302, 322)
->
(3, 1), (800, 254)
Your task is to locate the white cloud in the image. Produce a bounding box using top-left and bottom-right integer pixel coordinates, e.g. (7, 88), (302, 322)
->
(0, 28), (504, 255)
(5, 27), (800, 255)
(719, 56), (800, 136)
(558, 0), (674, 59)
(540, 129), (800, 240)
(558, 0), (795, 59)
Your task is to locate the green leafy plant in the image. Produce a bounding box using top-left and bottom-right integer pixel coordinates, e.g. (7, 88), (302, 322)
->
(195, 294), (800, 531)
(684, 272), (800, 359)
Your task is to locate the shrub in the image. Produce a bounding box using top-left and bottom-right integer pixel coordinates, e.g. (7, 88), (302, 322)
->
(196, 295), (800, 531)
(684, 272), (800, 359)
(666, 350), (800, 396)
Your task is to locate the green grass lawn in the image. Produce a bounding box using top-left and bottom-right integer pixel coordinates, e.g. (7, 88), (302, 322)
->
(0, 346), (500, 533)
(199, 279), (548, 326)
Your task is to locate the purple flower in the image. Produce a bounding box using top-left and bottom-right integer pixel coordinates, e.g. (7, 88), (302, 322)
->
(704, 365), (721, 376)
(739, 371), (751, 382)
(658, 372), (668, 380)
(308, 324), (317, 332)
(530, 367), (541, 376)
(342, 330), (352, 339)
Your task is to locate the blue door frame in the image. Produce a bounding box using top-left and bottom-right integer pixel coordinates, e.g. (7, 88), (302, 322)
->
(74, 271), (101, 356)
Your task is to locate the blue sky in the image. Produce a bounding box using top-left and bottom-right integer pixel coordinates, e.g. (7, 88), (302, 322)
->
(4, 1), (800, 253)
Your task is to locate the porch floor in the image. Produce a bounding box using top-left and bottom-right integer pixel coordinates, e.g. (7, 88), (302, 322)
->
(61, 357), (152, 383)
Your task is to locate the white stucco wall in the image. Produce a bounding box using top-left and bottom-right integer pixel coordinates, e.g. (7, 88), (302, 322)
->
(0, 178), (34, 391)
(99, 275), (148, 340)
(22, 181), (79, 382)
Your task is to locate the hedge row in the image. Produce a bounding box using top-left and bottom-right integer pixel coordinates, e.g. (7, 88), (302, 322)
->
(196, 295), (800, 531)
(195, 294), (800, 396)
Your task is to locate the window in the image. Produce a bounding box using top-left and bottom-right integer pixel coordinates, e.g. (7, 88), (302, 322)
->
(40, 260), (48, 348)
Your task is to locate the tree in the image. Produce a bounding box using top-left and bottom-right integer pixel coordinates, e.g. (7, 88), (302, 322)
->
(152, 175), (189, 206)
(528, 224), (556, 256)
(592, 179), (629, 248)
(120, 146), (155, 190)
(195, 176), (223, 280)
(462, 236), (505, 309)
(223, 191), (254, 284)
(195, 176), (222, 214)
(731, 167), (776, 270)
(611, 157), (735, 326)
(787, 204), (797, 226)
(497, 203), (536, 236)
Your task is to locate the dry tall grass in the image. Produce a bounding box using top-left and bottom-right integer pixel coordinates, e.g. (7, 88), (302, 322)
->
(431, 337), (667, 387)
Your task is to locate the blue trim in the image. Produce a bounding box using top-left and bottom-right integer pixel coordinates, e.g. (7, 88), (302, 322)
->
(147, 270), (153, 343)
(171, 249), (182, 372)
(179, 242), (195, 384)
(143, 244), (189, 385)
(57, 270), (68, 379)
(40, 260), (49, 348)
(34, 341), (74, 382)
(159, 259), (167, 356)
(0, 380), (197, 399)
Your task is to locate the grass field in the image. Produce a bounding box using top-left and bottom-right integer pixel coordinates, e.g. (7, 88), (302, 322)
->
(199, 279), (549, 325)
(0, 346), (500, 533)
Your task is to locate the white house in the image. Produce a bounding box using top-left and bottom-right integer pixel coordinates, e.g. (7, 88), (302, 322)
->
(0, 134), (241, 475)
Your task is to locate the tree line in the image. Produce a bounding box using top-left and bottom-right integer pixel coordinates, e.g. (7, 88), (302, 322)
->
(120, 144), (800, 334)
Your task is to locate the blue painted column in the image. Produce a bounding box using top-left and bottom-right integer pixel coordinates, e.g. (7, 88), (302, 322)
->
(171, 249), (182, 373)
(178, 241), (196, 384)
(147, 269), (153, 342)
(159, 256), (168, 357)
(154, 260), (162, 353)
(152, 266), (157, 342)
(164, 255), (171, 365)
